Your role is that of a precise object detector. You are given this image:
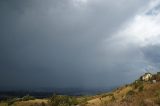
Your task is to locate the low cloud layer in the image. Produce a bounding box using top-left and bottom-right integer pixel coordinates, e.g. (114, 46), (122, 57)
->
(0, 0), (160, 89)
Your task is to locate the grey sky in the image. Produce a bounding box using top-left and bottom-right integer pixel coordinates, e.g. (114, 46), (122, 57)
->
(0, 0), (159, 89)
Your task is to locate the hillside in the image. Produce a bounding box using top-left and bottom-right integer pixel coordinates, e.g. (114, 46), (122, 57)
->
(85, 72), (160, 106)
(1, 73), (160, 106)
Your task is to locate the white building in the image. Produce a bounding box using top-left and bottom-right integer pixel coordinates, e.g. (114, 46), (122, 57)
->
(141, 73), (152, 81)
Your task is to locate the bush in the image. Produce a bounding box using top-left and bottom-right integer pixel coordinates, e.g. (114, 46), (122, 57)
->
(133, 81), (143, 89)
(6, 97), (20, 106)
(48, 94), (78, 106)
(154, 90), (160, 106)
(7, 100), (15, 106)
(78, 97), (88, 105)
(22, 94), (35, 101)
(126, 90), (135, 96)
(138, 85), (144, 92)
(156, 90), (160, 98)
(111, 95), (115, 101)
(41, 102), (46, 106)
(155, 98), (160, 105)
(101, 93), (113, 98)
(154, 91), (160, 106)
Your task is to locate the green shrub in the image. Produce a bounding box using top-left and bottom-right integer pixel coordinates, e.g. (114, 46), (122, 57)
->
(156, 90), (160, 98)
(70, 97), (79, 105)
(7, 100), (15, 106)
(101, 93), (113, 98)
(22, 94), (35, 101)
(138, 85), (144, 92)
(154, 90), (160, 106)
(111, 95), (115, 101)
(6, 97), (20, 106)
(126, 90), (135, 96)
(133, 81), (143, 89)
(48, 94), (78, 106)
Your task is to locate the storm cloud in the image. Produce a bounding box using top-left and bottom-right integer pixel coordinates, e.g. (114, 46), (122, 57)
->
(0, 0), (159, 89)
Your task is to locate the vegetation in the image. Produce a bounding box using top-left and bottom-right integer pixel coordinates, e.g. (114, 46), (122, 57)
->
(155, 89), (160, 104)
(2, 72), (160, 106)
(22, 95), (35, 101)
(133, 80), (143, 89)
(0, 95), (36, 106)
(138, 85), (144, 92)
(101, 93), (113, 98)
(126, 90), (135, 96)
(48, 94), (78, 106)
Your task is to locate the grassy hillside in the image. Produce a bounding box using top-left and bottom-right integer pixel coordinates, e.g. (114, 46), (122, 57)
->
(85, 73), (160, 106)
(85, 82), (160, 106)
(1, 73), (160, 106)
(0, 99), (48, 106)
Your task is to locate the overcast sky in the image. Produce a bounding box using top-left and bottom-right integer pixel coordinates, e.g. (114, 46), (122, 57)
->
(1, 0), (160, 89)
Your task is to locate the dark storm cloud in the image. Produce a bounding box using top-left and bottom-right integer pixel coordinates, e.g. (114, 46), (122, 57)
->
(0, 0), (151, 89)
(142, 45), (160, 69)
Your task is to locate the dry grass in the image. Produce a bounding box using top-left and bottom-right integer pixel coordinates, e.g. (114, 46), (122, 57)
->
(2, 77), (160, 106)
(14, 99), (48, 106)
(84, 82), (160, 106)
(0, 103), (7, 106)
(0, 99), (48, 106)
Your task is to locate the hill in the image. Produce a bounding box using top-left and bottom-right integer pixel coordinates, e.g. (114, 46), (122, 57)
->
(85, 72), (160, 106)
(1, 72), (160, 106)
